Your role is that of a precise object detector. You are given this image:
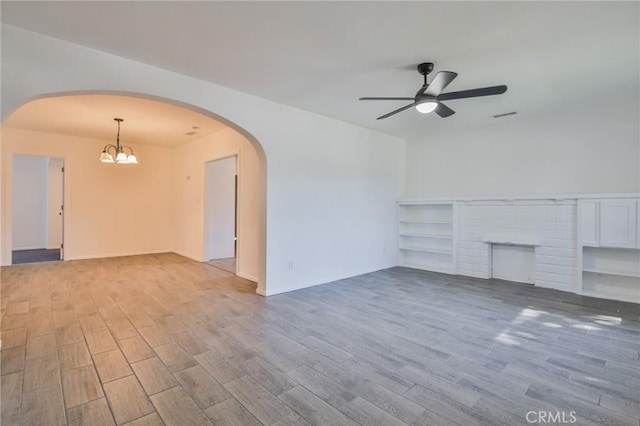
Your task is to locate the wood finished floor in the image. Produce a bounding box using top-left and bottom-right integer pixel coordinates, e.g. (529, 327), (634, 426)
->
(1, 253), (639, 426)
(206, 257), (236, 275)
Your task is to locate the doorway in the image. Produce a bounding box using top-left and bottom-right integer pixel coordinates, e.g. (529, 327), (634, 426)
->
(11, 155), (64, 264)
(204, 155), (237, 274)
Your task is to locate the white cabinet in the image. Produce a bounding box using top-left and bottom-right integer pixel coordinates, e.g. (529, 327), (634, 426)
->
(578, 198), (637, 248)
(578, 197), (640, 304)
(578, 200), (599, 247)
(397, 202), (456, 274)
(600, 199), (637, 248)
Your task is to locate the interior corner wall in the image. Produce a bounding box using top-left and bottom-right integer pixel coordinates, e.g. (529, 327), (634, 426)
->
(172, 127), (261, 282)
(405, 99), (640, 198)
(263, 117), (405, 295)
(1, 127), (173, 265)
(1, 25), (406, 295)
(12, 154), (48, 250)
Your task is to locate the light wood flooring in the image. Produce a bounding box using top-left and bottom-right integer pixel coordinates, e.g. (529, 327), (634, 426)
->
(1, 253), (639, 425)
(206, 257), (236, 274)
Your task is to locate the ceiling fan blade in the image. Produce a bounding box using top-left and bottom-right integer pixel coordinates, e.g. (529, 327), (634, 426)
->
(438, 85), (507, 101)
(435, 102), (455, 118)
(376, 103), (416, 120)
(359, 97), (414, 101)
(425, 71), (458, 96)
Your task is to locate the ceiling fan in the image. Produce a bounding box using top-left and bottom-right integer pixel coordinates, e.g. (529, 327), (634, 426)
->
(359, 62), (507, 120)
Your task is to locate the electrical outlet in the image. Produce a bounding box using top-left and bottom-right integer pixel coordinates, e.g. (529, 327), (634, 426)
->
(288, 261), (294, 271)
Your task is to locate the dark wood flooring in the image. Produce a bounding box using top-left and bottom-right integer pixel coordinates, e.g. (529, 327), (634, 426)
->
(12, 249), (61, 265)
(1, 253), (639, 425)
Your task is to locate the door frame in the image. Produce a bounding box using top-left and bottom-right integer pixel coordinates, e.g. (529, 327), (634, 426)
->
(6, 153), (67, 264)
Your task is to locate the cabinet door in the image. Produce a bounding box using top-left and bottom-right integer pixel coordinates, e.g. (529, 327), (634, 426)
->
(600, 199), (637, 248)
(578, 200), (599, 246)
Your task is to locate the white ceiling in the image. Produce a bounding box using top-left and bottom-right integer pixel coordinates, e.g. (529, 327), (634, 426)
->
(1, 1), (638, 141)
(3, 95), (229, 148)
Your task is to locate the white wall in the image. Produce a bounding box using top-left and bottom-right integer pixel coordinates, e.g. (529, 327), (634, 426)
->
(264, 118), (404, 294)
(204, 156), (237, 261)
(12, 154), (48, 250)
(405, 101), (640, 198)
(2, 128), (174, 262)
(0, 26), (406, 295)
(47, 157), (64, 249)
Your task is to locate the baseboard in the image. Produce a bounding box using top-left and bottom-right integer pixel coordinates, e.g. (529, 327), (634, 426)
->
(535, 281), (575, 293)
(457, 270), (491, 280)
(172, 250), (203, 263)
(261, 263), (398, 297)
(67, 249), (171, 261)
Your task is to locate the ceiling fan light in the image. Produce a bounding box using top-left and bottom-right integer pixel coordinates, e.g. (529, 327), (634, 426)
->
(415, 101), (438, 114)
(99, 151), (114, 163)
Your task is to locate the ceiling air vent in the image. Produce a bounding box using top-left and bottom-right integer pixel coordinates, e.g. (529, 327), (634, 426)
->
(492, 111), (517, 118)
(185, 126), (200, 136)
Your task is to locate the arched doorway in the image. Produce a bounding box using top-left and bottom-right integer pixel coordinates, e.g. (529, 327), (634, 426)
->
(1, 91), (267, 294)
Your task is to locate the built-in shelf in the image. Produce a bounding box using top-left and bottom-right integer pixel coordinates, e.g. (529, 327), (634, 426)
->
(582, 268), (640, 279)
(399, 246), (452, 255)
(398, 202), (457, 274)
(401, 262), (452, 274)
(582, 285), (640, 304)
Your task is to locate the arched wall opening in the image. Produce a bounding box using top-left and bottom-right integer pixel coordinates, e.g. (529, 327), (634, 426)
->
(1, 91), (268, 294)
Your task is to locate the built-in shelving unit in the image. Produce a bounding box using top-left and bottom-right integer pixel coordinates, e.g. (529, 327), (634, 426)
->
(397, 194), (639, 305)
(581, 247), (640, 303)
(578, 198), (640, 304)
(397, 201), (456, 274)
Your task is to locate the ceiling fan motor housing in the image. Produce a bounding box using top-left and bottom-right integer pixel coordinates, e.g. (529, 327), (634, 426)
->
(417, 62), (434, 76)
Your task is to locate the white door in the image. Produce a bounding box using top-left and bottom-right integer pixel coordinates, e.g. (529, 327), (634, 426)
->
(600, 199), (637, 248)
(204, 156), (237, 260)
(47, 158), (64, 259)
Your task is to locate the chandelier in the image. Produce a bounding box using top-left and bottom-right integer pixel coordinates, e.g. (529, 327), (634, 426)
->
(99, 118), (138, 164)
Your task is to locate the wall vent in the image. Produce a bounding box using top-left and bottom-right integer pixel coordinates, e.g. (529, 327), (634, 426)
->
(493, 111), (517, 118)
